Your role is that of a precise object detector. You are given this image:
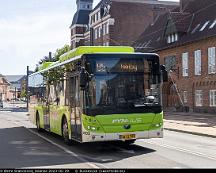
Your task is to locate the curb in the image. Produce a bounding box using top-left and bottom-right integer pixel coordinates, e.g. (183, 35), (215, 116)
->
(164, 128), (216, 138)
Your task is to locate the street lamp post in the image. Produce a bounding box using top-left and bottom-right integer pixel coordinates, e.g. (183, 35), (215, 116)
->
(26, 66), (29, 110)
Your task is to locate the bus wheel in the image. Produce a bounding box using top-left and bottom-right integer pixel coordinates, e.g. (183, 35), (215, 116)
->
(62, 117), (71, 145)
(36, 113), (42, 132)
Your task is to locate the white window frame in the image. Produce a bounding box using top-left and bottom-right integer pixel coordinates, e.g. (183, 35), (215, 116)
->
(208, 47), (216, 74)
(182, 52), (189, 77)
(194, 50), (202, 76)
(175, 33), (178, 41)
(106, 23), (109, 35)
(94, 28), (98, 39)
(167, 35), (171, 44)
(183, 91), (188, 103)
(210, 90), (216, 107)
(195, 90), (203, 107)
(171, 34), (175, 43)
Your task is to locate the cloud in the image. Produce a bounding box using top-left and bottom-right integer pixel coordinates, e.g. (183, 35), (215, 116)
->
(0, 7), (74, 75)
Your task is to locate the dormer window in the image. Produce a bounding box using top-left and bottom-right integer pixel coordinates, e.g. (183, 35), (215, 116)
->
(167, 33), (178, 44)
(175, 33), (178, 41)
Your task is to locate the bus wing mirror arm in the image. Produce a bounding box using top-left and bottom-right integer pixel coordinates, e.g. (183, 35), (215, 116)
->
(160, 65), (168, 82)
(80, 67), (88, 90)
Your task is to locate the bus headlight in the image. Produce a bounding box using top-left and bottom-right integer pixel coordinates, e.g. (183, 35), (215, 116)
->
(87, 126), (98, 131)
(152, 123), (162, 128)
(91, 127), (96, 131)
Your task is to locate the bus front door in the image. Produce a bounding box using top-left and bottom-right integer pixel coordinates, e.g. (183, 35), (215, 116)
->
(70, 76), (82, 141)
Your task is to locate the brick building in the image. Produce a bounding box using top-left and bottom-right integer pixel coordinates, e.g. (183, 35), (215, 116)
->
(0, 74), (11, 101)
(70, 0), (94, 49)
(134, 0), (216, 113)
(70, 0), (179, 49)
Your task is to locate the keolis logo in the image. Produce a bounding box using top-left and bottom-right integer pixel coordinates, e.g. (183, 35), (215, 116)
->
(112, 118), (142, 124)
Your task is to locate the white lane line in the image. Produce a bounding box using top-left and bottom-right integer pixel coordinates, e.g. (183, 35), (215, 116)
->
(143, 140), (216, 161)
(26, 128), (100, 169)
(8, 116), (101, 169)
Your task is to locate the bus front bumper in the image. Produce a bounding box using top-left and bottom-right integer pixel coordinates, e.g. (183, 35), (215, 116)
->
(82, 128), (163, 143)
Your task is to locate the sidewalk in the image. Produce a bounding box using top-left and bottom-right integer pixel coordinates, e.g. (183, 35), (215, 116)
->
(164, 111), (216, 138)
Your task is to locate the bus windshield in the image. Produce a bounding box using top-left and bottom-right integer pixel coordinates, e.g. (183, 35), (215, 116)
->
(84, 54), (162, 115)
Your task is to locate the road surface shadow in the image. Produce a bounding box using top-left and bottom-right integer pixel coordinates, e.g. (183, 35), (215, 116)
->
(0, 125), (156, 168)
(0, 126), (88, 168)
(33, 129), (156, 164)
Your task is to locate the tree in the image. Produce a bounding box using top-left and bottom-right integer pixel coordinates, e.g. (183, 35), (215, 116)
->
(35, 44), (71, 72)
(54, 45), (71, 61)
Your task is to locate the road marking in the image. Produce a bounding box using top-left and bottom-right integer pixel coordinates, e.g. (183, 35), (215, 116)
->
(2, 114), (104, 169)
(143, 140), (216, 161)
(26, 128), (100, 169)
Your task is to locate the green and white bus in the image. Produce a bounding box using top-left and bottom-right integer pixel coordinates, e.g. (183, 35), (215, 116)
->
(28, 46), (167, 144)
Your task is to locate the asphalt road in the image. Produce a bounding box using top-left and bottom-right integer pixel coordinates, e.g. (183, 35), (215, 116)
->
(0, 105), (216, 168)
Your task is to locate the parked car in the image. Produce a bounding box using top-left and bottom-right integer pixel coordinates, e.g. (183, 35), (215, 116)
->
(0, 101), (3, 108)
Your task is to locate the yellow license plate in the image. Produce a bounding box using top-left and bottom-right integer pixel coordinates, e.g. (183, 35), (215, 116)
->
(119, 134), (136, 140)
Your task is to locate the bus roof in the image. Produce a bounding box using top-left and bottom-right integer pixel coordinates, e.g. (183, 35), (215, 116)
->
(37, 46), (134, 72)
(34, 47), (159, 76)
(59, 46), (134, 62)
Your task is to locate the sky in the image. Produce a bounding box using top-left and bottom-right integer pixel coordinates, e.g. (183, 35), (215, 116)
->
(0, 0), (179, 75)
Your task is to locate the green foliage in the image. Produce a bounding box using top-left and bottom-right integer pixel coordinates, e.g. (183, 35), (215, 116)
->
(35, 44), (71, 72)
(21, 89), (27, 98)
(54, 45), (70, 61)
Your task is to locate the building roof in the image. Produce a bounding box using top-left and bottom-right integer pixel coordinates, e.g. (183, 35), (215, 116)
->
(134, 0), (216, 52)
(70, 10), (91, 27)
(93, 0), (179, 11)
(4, 75), (26, 83)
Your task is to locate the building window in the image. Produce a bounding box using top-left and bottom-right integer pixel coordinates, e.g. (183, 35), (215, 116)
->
(182, 52), (189, 77)
(98, 27), (101, 38)
(210, 90), (216, 107)
(103, 22), (109, 35)
(103, 23), (106, 35)
(195, 90), (203, 107)
(183, 91), (188, 103)
(97, 12), (100, 21)
(164, 56), (176, 72)
(167, 35), (171, 43)
(175, 33), (178, 41)
(167, 34), (178, 43)
(94, 28), (98, 39)
(171, 34), (175, 43)
(195, 50), (202, 75)
(208, 47), (216, 74)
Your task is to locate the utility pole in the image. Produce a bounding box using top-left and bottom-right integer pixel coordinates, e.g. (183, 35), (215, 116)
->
(26, 66), (29, 110)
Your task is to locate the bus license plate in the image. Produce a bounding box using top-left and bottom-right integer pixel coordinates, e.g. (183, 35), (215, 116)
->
(119, 134), (136, 140)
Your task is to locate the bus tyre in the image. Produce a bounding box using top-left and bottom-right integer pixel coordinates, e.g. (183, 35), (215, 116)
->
(62, 117), (72, 145)
(36, 113), (42, 132)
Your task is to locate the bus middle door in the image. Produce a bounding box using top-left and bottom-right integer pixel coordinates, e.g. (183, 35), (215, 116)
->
(71, 76), (82, 141)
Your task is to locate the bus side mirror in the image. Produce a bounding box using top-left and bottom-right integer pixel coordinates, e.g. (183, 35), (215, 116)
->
(80, 67), (87, 90)
(160, 65), (168, 82)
